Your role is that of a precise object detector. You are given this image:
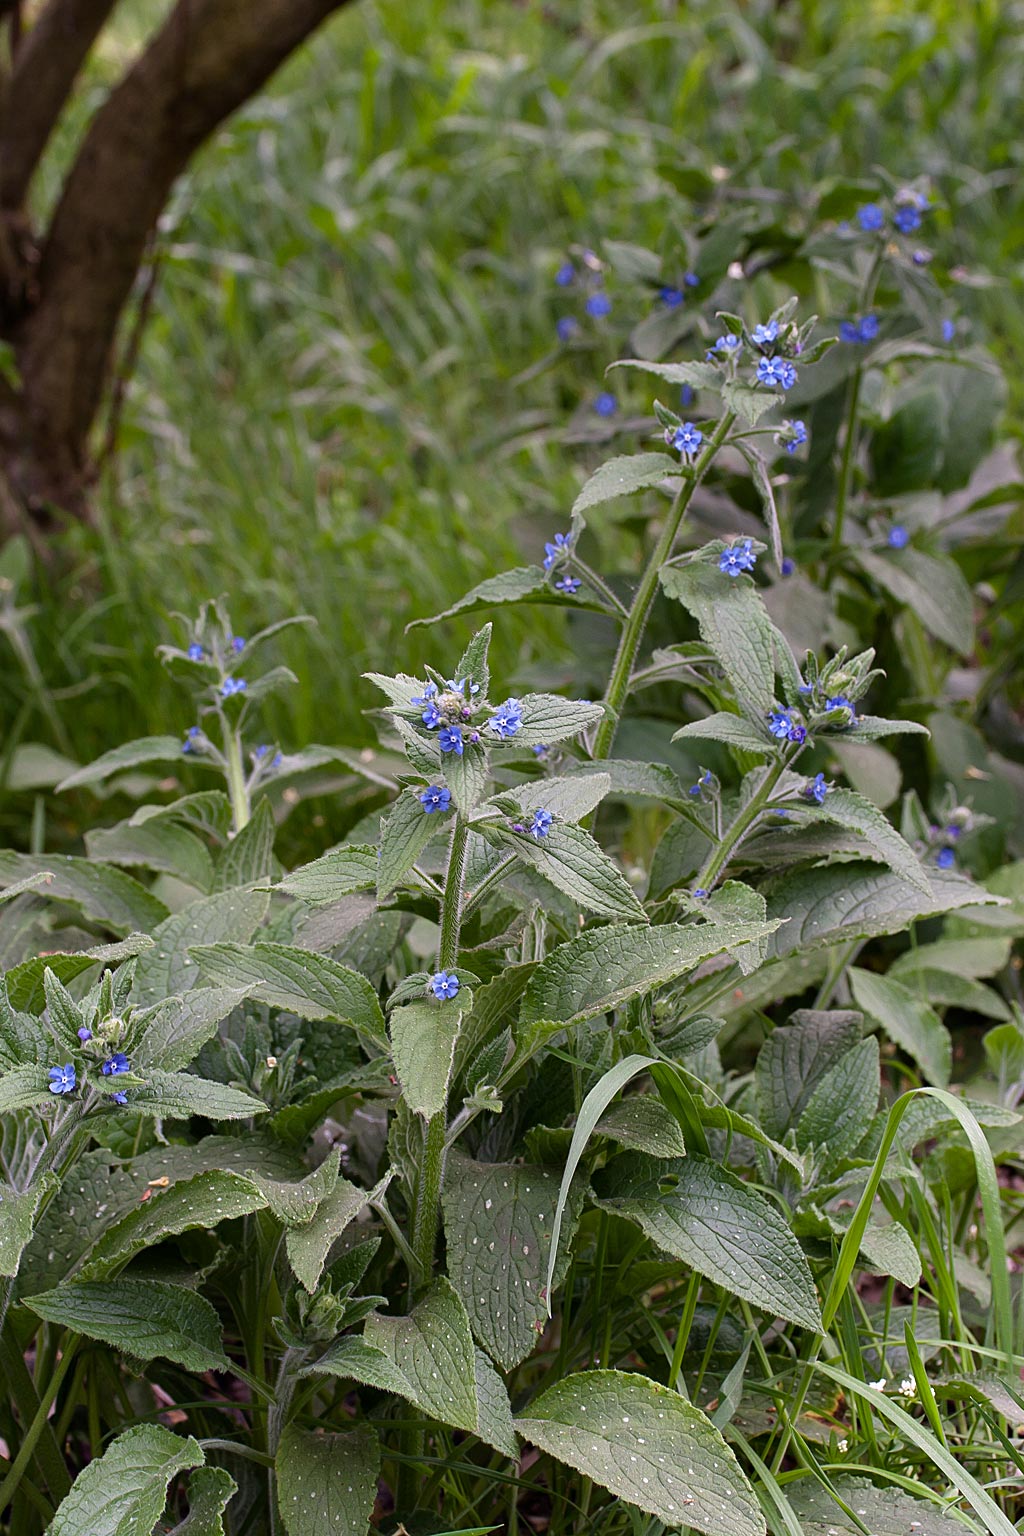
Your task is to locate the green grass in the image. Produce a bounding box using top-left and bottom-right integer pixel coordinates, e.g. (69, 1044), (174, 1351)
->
(3, 0), (1022, 845)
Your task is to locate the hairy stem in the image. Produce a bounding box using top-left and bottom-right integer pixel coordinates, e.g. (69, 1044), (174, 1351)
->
(222, 718), (251, 833)
(592, 411), (736, 760)
(694, 754), (790, 892)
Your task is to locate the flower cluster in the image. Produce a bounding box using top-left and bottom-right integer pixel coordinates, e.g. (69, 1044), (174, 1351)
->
(221, 676), (247, 699)
(553, 248), (613, 341)
(767, 708), (807, 746)
(854, 189), (930, 238)
(775, 419), (807, 456)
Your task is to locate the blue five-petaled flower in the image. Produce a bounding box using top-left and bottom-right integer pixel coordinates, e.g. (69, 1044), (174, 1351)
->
(430, 971), (460, 1001)
(756, 356), (797, 389)
(806, 772), (828, 805)
(110, 1091), (129, 1106)
(530, 808), (553, 839)
(48, 1063), (76, 1095)
(555, 575), (581, 594)
(857, 203), (885, 232)
(102, 1052), (131, 1076)
(411, 682), (437, 707)
(187, 643), (204, 661)
(673, 422), (703, 459)
(719, 539), (757, 578)
(419, 785), (451, 814)
(488, 699), (523, 739)
(439, 726), (464, 755)
(421, 703), (442, 728)
(751, 320), (779, 347)
(593, 392), (618, 417)
(888, 524), (910, 549)
(767, 709), (795, 740)
(936, 847), (955, 869)
(221, 677), (247, 698)
(543, 532), (571, 571)
(585, 292), (611, 318)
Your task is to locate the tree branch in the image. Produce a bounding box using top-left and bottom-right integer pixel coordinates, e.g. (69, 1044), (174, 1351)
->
(11, 0), (358, 510)
(0, 0), (120, 211)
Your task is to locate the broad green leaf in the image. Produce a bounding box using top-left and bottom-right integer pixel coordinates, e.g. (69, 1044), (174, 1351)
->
(246, 1148), (341, 1227)
(57, 736), (186, 791)
(735, 441), (783, 564)
(571, 452), (680, 514)
(786, 1473), (976, 1536)
(26, 1279), (229, 1371)
(85, 819), (215, 892)
(502, 823), (646, 921)
(133, 986), (253, 1072)
(474, 1348), (519, 1458)
(673, 713), (772, 755)
(444, 741), (491, 816)
(897, 968), (1009, 1020)
(0, 851), (168, 935)
(856, 547), (974, 654)
(378, 787), (439, 896)
(285, 1174), (372, 1291)
(660, 564), (779, 714)
(272, 845), (378, 906)
(796, 1037), (880, 1158)
(79, 1170), (267, 1279)
(754, 1010), (864, 1139)
(854, 1218), (922, 1288)
(502, 772), (611, 824)
(504, 694), (604, 749)
(567, 759), (685, 807)
(890, 935), (1012, 980)
(595, 1153), (821, 1331)
(275, 1424), (379, 1536)
(389, 997), (463, 1117)
(805, 788), (930, 894)
(190, 941), (386, 1046)
(846, 714), (930, 741)
(126, 1068), (267, 1122)
(0, 1065), (54, 1113)
(722, 379), (781, 427)
(516, 1370), (764, 1536)
(596, 1096), (688, 1158)
(165, 1465), (237, 1536)
(0, 1174), (56, 1277)
(611, 357), (723, 391)
(520, 921), (778, 1026)
(850, 967), (952, 1087)
(213, 797), (276, 890)
(408, 565), (557, 629)
(304, 1334), (407, 1395)
(443, 1156), (585, 1370)
(131, 790), (233, 843)
(131, 887), (269, 1007)
(6, 934), (153, 1012)
(49, 1423), (204, 1536)
(765, 862), (1003, 959)
(701, 880), (768, 975)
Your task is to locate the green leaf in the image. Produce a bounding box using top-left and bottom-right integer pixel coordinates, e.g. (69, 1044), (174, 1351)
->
(57, 736), (187, 791)
(5, 934), (152, 1013)
(660, 563), (779, 715)
(796, 1036), (880, 1158)
(79, 1170), (267, 1279)
(49, 1423), (204, 1536)
(505, 694), (605, 749)
(0, 851), (168, 935)
(85, 820), (215, 892)
(285, 1175), (373, 1291)
(803, 788), (931, 894)
(856, 547), (974, 654)
(410, 564), (554, 629)
(786, 1473), (976, 1536)
(846, 714), (930, 741)
(754, 1010), (864, 1139)
(444, 741), (491, 816)
(571, 452), (680, 514)
(25, 1279), (229, 1371)
(378, 788), (439, 896)
(595, 1153), (821, 1331)
(0, 1174), (56, 1278)
(190, 942), (386, 1046)
(722, 380), (781, 427)
(596, 1096), (688, 1158)
(566, 759), (685, 808)
(673, 713), (772, 755)
(246, 1148), (341, 1227)
(213, 797), (277, 890)
(0, 1065), (55, 1113)
(854, 1217), (923, 1288)
(131, 887), (269, 1006)
(132, 986), (253, 1073)
(611, 357), (723, 391)
(165, 1465), (237, 1536)
(735, 442), (782, 565)
(390, 997), (463, 1117)
(501, 823), (646, 921)
(443, 1156), (585, 1370)
(701, 880), (768, 976)
(502, 772), (612, 825)
(125, 1068), (267, 1122)
(850, 968), (952, 1087)
(131, 790), (233, 843)
(275, 1424), (380, 1536)
(516, 1370), (764, 1536)
(272, 845), (378, 906)
(520, 921), (778, 1026)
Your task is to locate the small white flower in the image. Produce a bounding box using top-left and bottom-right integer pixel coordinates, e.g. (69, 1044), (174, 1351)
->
(868, 1378), (887, 1392)
(837, 1438), (848, 1453)
(900, 1376), (916, 1397)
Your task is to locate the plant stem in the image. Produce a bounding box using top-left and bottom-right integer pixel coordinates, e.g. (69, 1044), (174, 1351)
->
(829, 364), (862, 564)
(592, 411), (736, 761)
(694, 754), (790, 892)
(0, 1336), (77, 1517)
(222, 716), (251, 833)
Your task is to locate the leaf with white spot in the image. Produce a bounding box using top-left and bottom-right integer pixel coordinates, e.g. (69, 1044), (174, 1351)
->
(165, 1465), (237, 1535)
(754, 1010), (864, 1139)
(0, 851), (168, 935)
(272, 845), (378, 906)
(796, 1037), (880, 1159)
(0, 1173), (56, 1278)
(25, 1279), (229, 1372)
(49, 1423), (204, 1536)
(133, 986), (254, 1072)
(125, 1069), (267, 1122)
(390, 998), (463, 1117)
(377, 788), (440, 897)
(190, 941), (386, 1047)
(275, 1424), (379, 1536)
(787, 1473), (970, 1536)
(78, 1170), (266, 1279)
(499, 823), (646, 922)
(285, 1175), (372, 1291)
(660, 563), (779, 715)
(571, 452), (681, 514)
(131, 887), (269, 1006)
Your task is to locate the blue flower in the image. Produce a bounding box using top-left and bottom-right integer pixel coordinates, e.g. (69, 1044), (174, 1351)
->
(936, 847), (955, 870)
(48, 1063), (76, 1095)
(594, 392), (618, 417)
(945, 823), (962, 840)
(660, 286), (684, 308)
(825, 695), (856, 723)
(912, 248), (931, 266)
(585, 292), (611, 318)
(756, 356), (796, 388)
(684, 271), (699, 288)
(692, 888), (708, 899)
(530, 808), (554, 839)
(430, 970), (461, 1001)
(859, 314), (879, 342)
(187, 643), (204, 661)
(532, 744), (548, 756)
(411, 682), (437, 707)
(421, 702), (442, 728)
(232, 636), (246, 653)
(781, 557), (796, 576)
(767, 709), (794, 740)
(555, 575), (581, 594)
(788, 724), (807, 745)
(806, 772), (828, 805)
(182, 726), (202, 755)
(894, 204), (922, 234)
(779, 419), (807, 455)
(857, 203), (885, 232)
(688, 769), (713, 798)
(839, 320), (861, 344)
(102, 1052), (131, 1076)
(110, 1091), (129, 1106)
(447, 676), (481, 698)
(751, 320), (779, 347)
(679, 384), (695, 407)
(77, 1026), (92, 1042)
(710, 334), (741, 356)
(555, 261), (575, 286)
(543, 532), (571, 571)
(556, 316), (578, 342)
(488, 700), (523, 740)
(419, 785), (451, 814)
(718, 539), (757, 577)
(941, 318), (955, 343)
(438, 725), (464, 755)
(221, 677), (247, 698)
(888, 524), (910, 549)
(672, 422), (704, 459)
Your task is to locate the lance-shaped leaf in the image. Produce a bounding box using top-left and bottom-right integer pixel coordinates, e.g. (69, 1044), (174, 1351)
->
(213, 797), (277, 890)
(498, 823), (646, 922)
(246, 1148), (341, 1227)
(596, 1096), (688, 1158)
(285, 1174), (374, 1292)
(124, 1070), (267, 1122)
(0, 1066), (56, 1114)
(272, 845), (378, 906)
(519, 920), (778, 1026)
(5, 934), (151, 1013)
(377, 788), (440, 896)
(802, 788), (930, 894)
(566, 759), (685, 808)
(408, 566), (560, 629)
(722, 379), (781, 427)
(610, 357), (723, 391)
(133, 986), (254, 1073)
(593, 1152), (821, 1332)
(389, 997), (463, 1117)
(443, 1156), (585, 1370)
(516, 1370), (765, 1536)
(500, 694), (604, 749)
(571, 452), (681, 514)
(190, 942), (386, 1046)
(701, 880), (768, 975)
(57, 736), (187, 791)
(444, 742), (491, 816)
(275, 1425), (380, 1536)
(856, 547), (974, 654)
(754, 1010), (864, 1139)
(78, 1170), (267, 1279)
(796, 1036), (880, 1159)
(0, 1174), (57, 1278)
(85, 819), (215, 893)
(845, 714), (930, 741)
(131, 887), (269, 1007)
(499, 771), (612, 825)
(0, 851), (168, 935)
(49, 1423), (205, 1536)
(850, 968), (952, 1087)
(25, 1279), (229, 1372)
(673, 713), (772, 754)
(660, 563), (780, 715)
